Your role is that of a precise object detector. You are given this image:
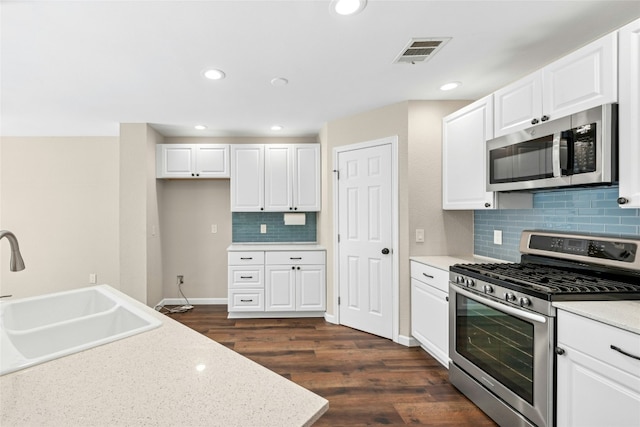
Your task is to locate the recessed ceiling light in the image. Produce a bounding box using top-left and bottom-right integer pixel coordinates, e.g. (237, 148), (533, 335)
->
(332, 0), (367, 16)
(194, 125), (207, 130)
(270, 77), (289, 87)
(270, 125), (283, 131)
(440, 81), (461, 91)
(203, 69), (226, 80)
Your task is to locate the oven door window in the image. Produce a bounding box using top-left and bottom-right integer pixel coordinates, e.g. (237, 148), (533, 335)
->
(489, 135), (554, 184)
(456, 294), (534, 404)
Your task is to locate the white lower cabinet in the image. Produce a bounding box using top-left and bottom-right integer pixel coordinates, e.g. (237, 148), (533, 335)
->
(556, 310), (640, 427)
(228, 249), (326, 317)
(410, 261), (449, 367)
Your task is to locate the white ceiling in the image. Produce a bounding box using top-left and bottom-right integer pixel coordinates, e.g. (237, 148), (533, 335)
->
(2, 0), (639, 138)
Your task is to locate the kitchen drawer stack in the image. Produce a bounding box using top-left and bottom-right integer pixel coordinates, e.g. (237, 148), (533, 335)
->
(228, 249), (326, 318)
(228, 251), (265, 311)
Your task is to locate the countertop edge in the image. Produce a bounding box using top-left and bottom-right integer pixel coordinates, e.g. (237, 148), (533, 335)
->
(553, 300), (640, 335)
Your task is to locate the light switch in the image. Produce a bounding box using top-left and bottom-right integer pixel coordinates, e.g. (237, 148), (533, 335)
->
(493, 230), (503, 245)
(260, 224), (267, 234)
(415, 229), (425, 243)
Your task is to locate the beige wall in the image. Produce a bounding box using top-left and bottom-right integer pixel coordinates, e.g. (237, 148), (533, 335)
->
(159, 179), (231, 299)
(407, 100), (474, 256)
(0, 137), (120, 298)
(320, 101), (474, 339)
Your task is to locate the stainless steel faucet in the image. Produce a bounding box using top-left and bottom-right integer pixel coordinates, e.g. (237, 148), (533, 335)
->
(0, 230), (26, 271)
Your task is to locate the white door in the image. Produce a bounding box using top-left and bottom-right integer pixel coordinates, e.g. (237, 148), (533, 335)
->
(337, 142), (394, 339)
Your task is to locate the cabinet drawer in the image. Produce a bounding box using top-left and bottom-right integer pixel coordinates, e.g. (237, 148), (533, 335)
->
(410, 261), (449, 293)
(266, 251), (325, 265)
(228, 266), (264, 289)
(558, 310), (640, 378)
(228, 251), (264, 265)
(228, 290), (264, 311)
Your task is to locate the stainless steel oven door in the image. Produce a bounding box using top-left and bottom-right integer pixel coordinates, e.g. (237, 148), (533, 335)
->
(449, 283), (554, 427)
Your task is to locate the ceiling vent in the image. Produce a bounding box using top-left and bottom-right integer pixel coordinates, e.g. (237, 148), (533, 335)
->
(394, 37), (451, 64)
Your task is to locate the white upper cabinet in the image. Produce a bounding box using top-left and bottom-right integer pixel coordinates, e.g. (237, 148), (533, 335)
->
(264, 145), (293, 211)
(292, 144), (321, 211)
(493, 71), (543, 137)
(235, 143), (320, 212)
(156, 144), (230, 178)
(442, 96), (495, 210)
(231, 144), (265, 211)
(618, 17), (640, 209)
(265, 144), (321, 212)
(494, 32), (618, 137)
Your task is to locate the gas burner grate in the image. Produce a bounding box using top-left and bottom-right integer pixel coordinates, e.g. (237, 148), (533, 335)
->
(456, 263), (640, 295)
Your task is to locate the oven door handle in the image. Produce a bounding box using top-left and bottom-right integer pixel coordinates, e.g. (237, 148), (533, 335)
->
(453, 285), (548, 324)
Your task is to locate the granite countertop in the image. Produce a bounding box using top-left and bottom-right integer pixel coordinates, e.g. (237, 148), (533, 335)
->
(228, 243), (325, 251)
(0, 289), (328, 426)
(553, 300), (640, 335)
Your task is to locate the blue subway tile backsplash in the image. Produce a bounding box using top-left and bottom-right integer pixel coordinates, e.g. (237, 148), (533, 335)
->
(232, 212), (317, 243)
(474, 186), (640, 262)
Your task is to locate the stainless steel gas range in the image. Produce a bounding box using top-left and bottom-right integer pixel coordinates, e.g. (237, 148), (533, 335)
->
(448, 230), (640, 427)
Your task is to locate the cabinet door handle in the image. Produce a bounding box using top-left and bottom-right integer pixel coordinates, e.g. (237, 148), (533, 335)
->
(422, 273), (434, 279)
(610, 345), (640, 361)
(240, 257), (253, 260)
(290, 257), (302, 260)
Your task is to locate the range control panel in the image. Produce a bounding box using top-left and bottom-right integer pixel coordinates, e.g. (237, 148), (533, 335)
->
(524, 232), (638, 264)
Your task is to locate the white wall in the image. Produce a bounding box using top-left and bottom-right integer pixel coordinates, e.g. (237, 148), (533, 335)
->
(0, 137), (120, 298)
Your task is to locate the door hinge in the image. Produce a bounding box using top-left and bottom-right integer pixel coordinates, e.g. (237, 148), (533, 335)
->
(338, 296), (341, 305)
(333, 169), (339, 180)
(337, 234), (340, 243)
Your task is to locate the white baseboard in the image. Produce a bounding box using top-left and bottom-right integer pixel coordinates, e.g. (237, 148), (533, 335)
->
(397, 334), (420, 347)
(156, 297), (227, 307)
(323, 312), (337, 324)
(228, 311), (325, 319)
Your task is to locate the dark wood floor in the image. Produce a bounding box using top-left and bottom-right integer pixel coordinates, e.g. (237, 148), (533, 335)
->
(167, 305), (497, 426)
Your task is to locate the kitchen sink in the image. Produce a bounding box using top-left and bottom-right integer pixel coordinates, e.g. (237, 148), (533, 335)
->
(0, 285), (162, 375)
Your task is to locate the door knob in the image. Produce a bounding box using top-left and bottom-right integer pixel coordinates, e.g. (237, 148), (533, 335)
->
(381, 248), (390, 255)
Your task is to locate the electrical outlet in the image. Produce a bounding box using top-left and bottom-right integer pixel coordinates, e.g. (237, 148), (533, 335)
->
(177, 275), (184, 285)
(415, 229), (425, 243)
(260, 224), (267, 234)
(211, 224), (218, 233)
(89, 273), (97, 284)
(493, 230), (503, 245)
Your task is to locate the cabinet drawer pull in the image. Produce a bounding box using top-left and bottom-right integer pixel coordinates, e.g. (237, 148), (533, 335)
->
(240, 276), (253, 279)
(290, 257), (302, 260)
(610, 345), (640, 361)
(240, 299), (254, 303)
(240, 257), (253, 260)
(422, 273), (434, 279)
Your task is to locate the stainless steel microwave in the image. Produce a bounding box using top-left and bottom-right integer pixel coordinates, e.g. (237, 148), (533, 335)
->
(487, 104), (617, 192)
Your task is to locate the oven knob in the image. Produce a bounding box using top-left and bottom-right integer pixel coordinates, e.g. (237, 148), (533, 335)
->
(483, 285), (494, 294)
(519, 297), (531, 307)
(465, 278), (475, 288)
(456, 276), (465, 284)
(505, 292), (516, 302)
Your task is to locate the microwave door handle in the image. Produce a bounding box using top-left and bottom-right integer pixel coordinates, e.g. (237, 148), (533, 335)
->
(552, 132), (562, 177)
